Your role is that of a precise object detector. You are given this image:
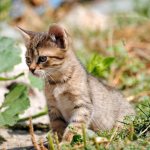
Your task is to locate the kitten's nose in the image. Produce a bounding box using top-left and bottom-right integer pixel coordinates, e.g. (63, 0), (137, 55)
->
(30, 68), (35, 73)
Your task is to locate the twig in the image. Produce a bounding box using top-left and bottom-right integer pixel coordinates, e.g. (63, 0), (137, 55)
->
(29, 117), (40, 150)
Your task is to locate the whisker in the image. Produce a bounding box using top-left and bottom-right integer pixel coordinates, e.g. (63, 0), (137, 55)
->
(46, 68), (64, 77)
(41, 72), (46, 79)
(45, 72), (57, 84)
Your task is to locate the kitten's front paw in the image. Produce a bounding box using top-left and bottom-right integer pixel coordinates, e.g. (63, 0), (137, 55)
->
(62, 130), (74, 143)
(62, 125), (83, 143)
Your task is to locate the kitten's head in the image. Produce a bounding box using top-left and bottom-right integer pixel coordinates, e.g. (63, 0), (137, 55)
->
(19, 24), (69, 78)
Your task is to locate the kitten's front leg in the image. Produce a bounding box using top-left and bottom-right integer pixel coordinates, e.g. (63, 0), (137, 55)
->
(49, 106), (67, 140)
(62, 100), (93, 143)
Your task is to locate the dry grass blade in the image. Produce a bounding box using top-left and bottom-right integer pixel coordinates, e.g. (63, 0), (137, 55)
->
(106, 126), (119, 148)
(138, 124), (150, 137)
(29, 117), (41, 150)
(127, 91), (150, 102)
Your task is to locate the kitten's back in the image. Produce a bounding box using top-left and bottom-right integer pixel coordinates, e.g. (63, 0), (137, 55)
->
(87, 75), (135, 130)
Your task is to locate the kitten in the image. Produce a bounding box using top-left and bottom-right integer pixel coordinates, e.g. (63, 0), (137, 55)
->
(19, 24), (135, 143)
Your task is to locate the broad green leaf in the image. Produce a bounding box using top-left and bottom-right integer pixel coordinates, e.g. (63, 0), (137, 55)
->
(1, 84), (26, 107)
(29, 74), (44, 90)
(0, 36), (21, 73)
(0, 84), (30, 126)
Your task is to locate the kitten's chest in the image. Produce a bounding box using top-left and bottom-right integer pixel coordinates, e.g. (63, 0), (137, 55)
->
(53, 84), (73, 122)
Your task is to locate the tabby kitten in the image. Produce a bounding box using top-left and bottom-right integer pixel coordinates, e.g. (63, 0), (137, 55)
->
(19, 24), (135, 143)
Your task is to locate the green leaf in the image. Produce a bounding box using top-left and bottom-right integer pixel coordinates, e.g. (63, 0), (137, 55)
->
(102, 57), (115, 68)
(86, 54), (115, 78)
(71, 134), (83, 146)
(0, 36), (21, 73)
(1, 84), (26, 107)
(107, 42), (127, 56)
(0, 84), (30, 126)
(29, 74), (44, 90)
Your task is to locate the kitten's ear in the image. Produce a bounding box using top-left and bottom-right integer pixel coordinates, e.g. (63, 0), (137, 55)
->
(48, 24), (68, 49)
(17, 27), (35, 42)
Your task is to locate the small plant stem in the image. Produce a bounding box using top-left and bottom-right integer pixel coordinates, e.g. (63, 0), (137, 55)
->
(47, 131), (55, 150)
(18, 108), (48, 122)
(82, 124), (87, 149)
(129, 123), (135, 140)
(0, 72), (24, 81)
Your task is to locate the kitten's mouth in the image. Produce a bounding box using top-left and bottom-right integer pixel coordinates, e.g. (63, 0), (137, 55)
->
(30, 70), (44, 78)
(32, 72), (41, 77)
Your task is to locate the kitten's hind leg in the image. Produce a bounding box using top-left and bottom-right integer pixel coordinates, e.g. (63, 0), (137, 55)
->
(50, 119), (67, 140)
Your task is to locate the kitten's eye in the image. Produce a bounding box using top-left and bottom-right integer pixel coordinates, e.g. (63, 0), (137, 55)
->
(39, 56), (47, 63)
(26, 57), (31, 64)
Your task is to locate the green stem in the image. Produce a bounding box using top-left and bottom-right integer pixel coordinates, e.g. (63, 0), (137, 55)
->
(82, 124), (87, 149)
(0, 72), (24, 81)
(48, 131), (55, 150)
(18, 108), (48, 122)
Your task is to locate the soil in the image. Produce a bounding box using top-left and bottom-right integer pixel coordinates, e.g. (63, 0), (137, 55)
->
(0, 127), (47, 150)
